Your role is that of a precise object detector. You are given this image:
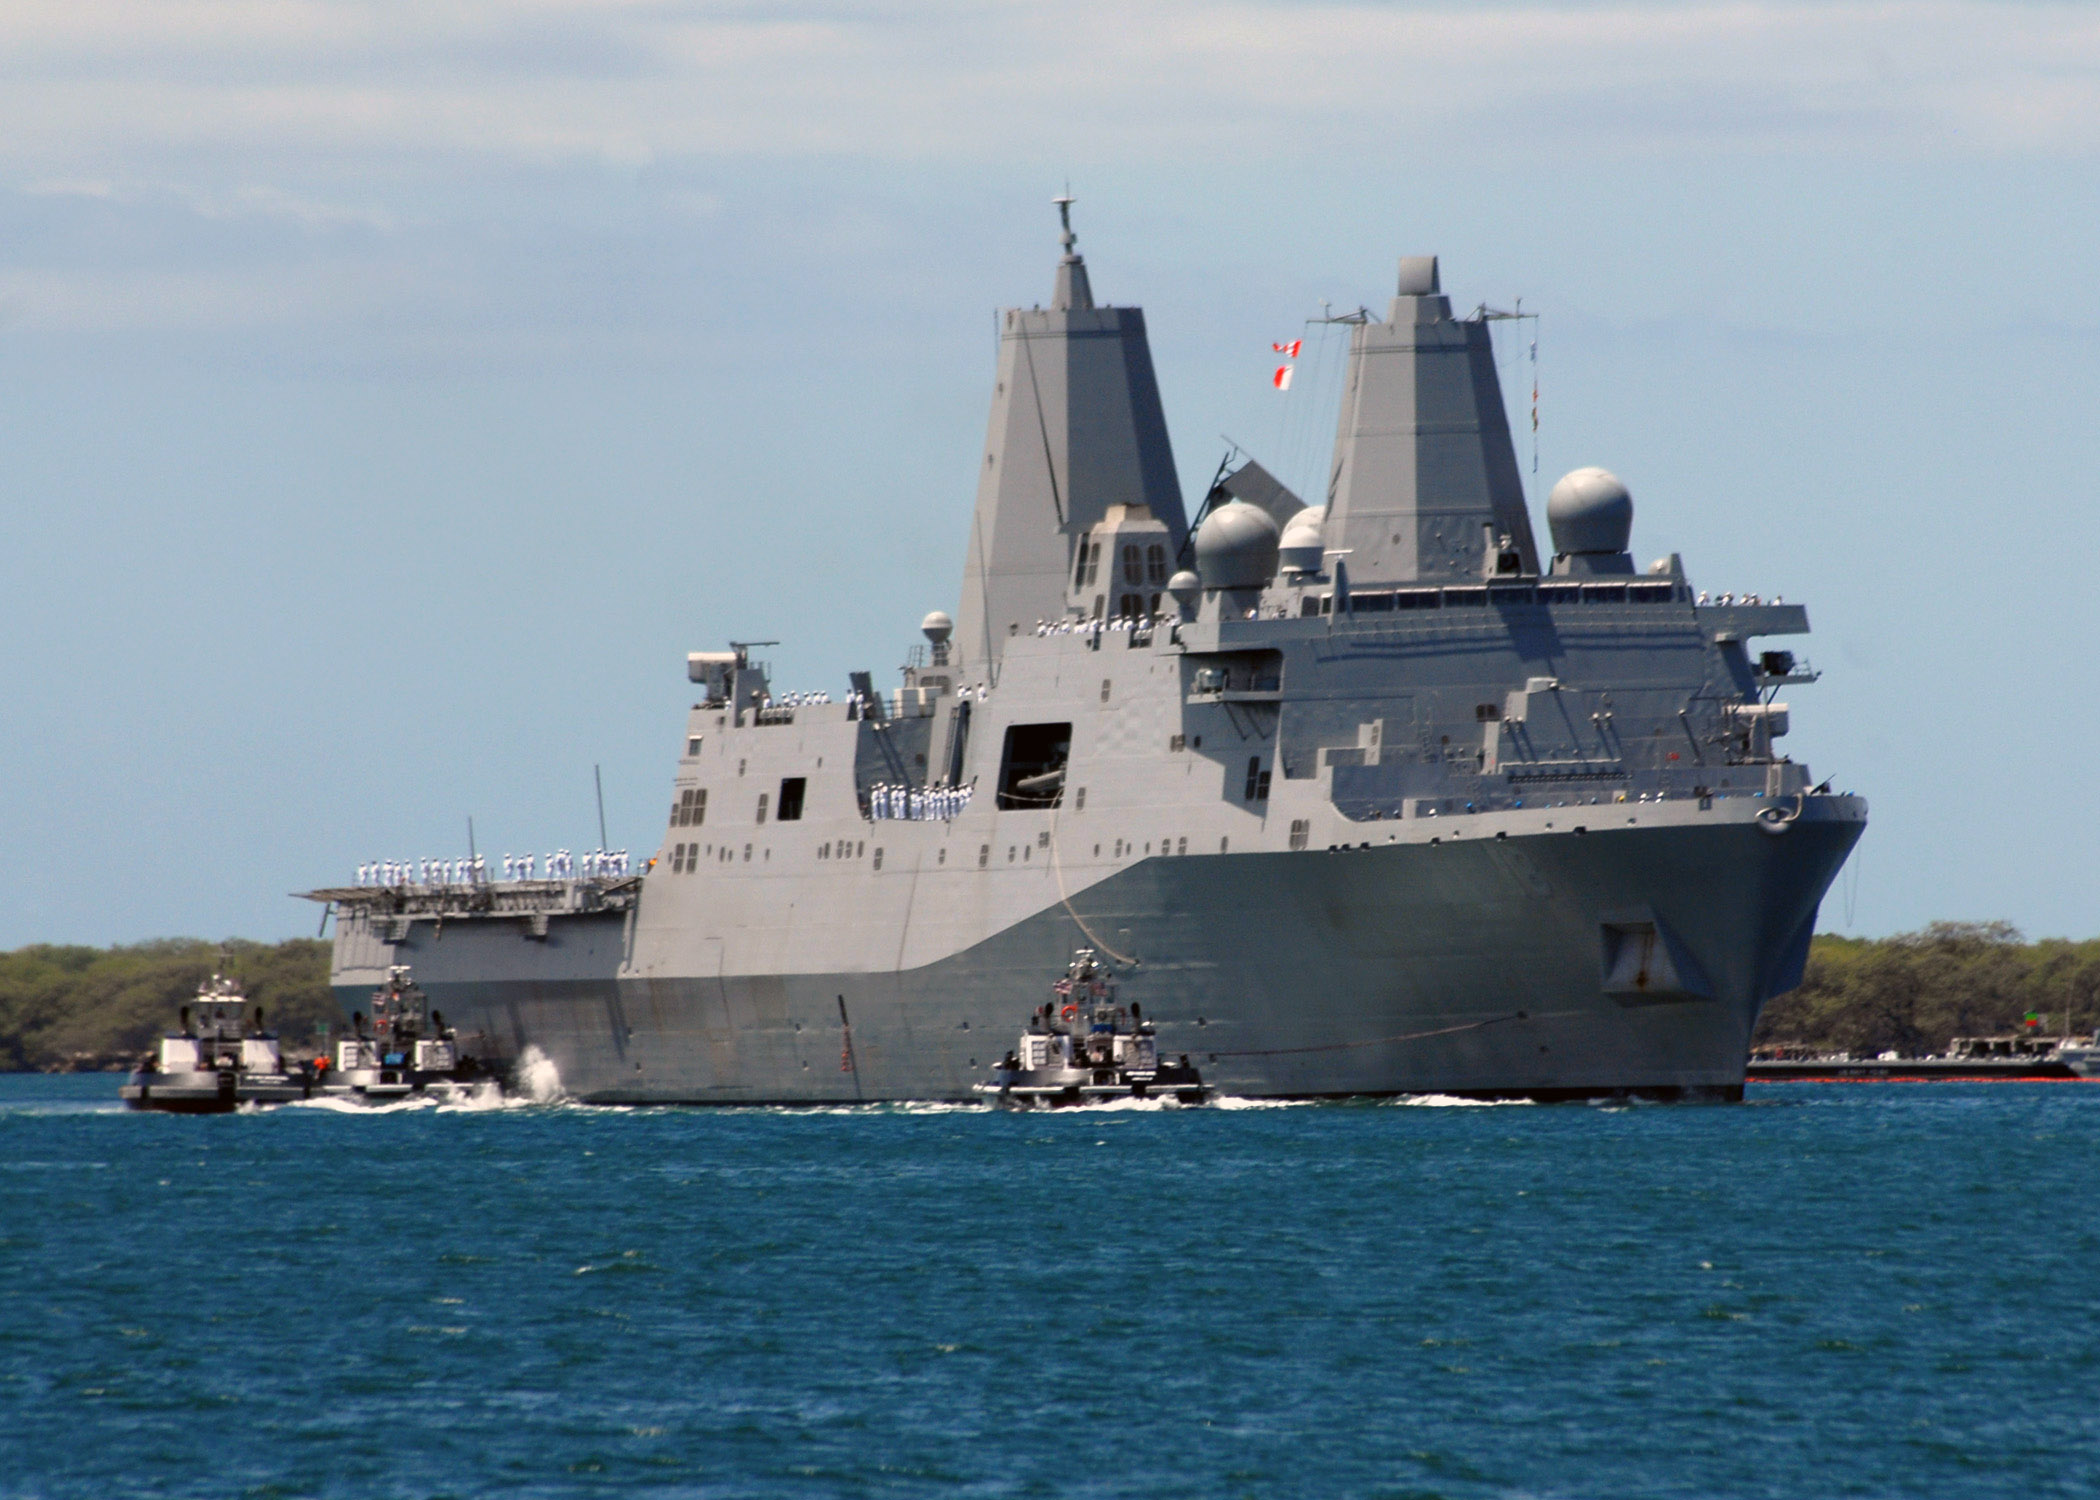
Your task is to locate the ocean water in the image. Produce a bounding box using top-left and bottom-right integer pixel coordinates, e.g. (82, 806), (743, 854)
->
(2, 1076), (2097, 1499)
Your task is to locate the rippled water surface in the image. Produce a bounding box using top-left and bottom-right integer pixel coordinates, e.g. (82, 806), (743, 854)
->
(3, 1075), (2097, 1498)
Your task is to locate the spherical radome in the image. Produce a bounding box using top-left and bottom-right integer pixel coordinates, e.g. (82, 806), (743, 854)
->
(1166, 569), (1202, 598)
(1192, 501), (1280, 589)
(1547, 467), (1633, 555)
(920, 610), (954, 644)
(1278, 506), (1327, 573)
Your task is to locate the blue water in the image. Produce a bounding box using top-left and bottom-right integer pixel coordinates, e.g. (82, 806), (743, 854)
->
(3, 1077), (2097, 1499)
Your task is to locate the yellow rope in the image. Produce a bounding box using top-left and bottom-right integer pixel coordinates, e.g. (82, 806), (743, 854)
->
(1046, 797), (1139, 966)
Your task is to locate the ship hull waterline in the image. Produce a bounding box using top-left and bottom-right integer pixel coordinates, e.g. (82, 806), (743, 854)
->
(331, 805), (1862, 1104)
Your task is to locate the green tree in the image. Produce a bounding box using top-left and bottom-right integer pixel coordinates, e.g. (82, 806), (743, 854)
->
(1755, 923), (2100, 1054)
(0, 939), (338, 1071)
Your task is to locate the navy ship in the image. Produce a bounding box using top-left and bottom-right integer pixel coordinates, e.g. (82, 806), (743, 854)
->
(304, 204), (1865, 1102)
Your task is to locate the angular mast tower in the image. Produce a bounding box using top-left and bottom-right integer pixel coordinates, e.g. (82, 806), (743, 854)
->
(1323, 256), (1542, 583)
(955, 198), (1186, 670)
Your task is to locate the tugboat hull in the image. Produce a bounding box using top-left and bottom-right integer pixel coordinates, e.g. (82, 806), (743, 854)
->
(121, 1071), (314, 1113)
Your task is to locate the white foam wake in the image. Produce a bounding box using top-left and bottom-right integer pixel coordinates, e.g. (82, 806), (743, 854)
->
(284, 1093), (440, 1115)
(514, 1045), (565, 1104)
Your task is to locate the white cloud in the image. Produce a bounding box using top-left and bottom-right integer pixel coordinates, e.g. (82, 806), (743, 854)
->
(0, 2), (2093, 172)
(4, 2), (2096, 338)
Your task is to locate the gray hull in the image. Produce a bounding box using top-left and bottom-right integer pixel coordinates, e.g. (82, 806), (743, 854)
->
(335, 800), (1861, 1103)
(311, 231), (1868, 1103)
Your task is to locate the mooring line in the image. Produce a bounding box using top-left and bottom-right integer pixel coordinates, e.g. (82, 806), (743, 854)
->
(1206, 1009), (1553, 1058)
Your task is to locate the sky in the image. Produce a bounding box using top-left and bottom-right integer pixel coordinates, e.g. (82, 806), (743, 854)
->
(3, 0), (2098, 947)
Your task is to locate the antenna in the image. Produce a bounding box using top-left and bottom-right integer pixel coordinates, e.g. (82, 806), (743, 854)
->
(594, 765), (609, 850)
(466, 816), (477, 862)
(1176, 445), (1243, 569)
(1054, 188), (1075, 255)
(1474, 298), (1541, 477)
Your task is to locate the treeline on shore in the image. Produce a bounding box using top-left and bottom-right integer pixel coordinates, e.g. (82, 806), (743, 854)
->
(0, 939), (341, 1072)
(2, 923), (2095, 1072)
(1753, 922), (2100, 1056)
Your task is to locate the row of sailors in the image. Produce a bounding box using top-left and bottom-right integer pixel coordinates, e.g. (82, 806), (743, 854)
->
(844, 686), (992, 713)
(359, 857), (486, 887)
(1032, 616), (1157, 637)
(355, 848), (632, 887)
(505, 849), (631, 880)
(766, 688), (1004, 717)
(1696, 591), (1781, 605)
(866, 781), (974, 822)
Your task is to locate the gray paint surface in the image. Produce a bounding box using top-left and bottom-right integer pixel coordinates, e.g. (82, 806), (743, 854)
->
(313, 215), (1864, 1102)
(953, 217), (1186, 671)
(1325, 259), (1542, 583)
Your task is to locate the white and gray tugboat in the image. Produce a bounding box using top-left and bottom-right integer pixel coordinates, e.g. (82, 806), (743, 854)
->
(322, 966), (491, 1103)
(122, 974), (317, 1113)
(977, 949), (1207, 1107)
(304, 200), (1866, 1103)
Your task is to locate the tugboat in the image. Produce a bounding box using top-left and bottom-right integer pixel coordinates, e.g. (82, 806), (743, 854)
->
(975, 949), (1208, 1107)
(321, 966), (490, 1103)
(121, 974), (318, 1113)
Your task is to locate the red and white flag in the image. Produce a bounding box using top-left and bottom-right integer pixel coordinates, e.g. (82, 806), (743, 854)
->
(1272, 339), (1302, 359)
(1272, 364), (1294, 391)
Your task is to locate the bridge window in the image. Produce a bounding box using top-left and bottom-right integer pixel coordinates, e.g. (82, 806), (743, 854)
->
(1123, 544), (1143, 584)
(674, 788), (707, 827)
(1146, 543), (1168, 584)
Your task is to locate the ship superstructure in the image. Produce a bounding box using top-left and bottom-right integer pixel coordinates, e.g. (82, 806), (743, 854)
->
(305, 207), (1864, 1102)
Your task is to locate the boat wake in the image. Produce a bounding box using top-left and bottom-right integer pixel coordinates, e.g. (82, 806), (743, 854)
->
(514, 1045), (565, 1104)
(282, 1093), (441, 1115)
